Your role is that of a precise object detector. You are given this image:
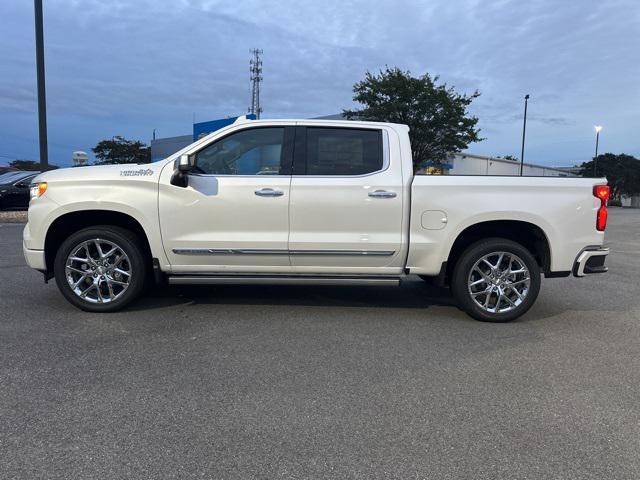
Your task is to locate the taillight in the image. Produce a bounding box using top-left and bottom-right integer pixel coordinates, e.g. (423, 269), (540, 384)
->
(593, 185), (610, 231)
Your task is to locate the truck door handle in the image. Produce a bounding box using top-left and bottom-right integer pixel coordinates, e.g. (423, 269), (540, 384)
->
(368, 190), (397, 198)
(254, 188), (284, 197)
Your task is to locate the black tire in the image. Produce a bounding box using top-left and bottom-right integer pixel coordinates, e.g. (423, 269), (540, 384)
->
(54, 225), (147, 312)
(451, 238), (541, 322)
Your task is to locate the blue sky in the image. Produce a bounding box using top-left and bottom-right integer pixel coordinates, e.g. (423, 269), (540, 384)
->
(1, 0), (638, 167)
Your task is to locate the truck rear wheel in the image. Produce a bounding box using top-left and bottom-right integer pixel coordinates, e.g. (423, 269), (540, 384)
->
(451, 238), (541, 322)
(53, 226), (147, 312)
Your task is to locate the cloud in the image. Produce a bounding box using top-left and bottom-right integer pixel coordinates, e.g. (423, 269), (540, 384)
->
(0, 0), (638, 165)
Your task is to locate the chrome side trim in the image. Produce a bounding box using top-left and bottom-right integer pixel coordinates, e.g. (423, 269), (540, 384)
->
(168, 275), (401, 286)
(289, 250), (395, 256)
(172, 248), (395, 256)
(172, 248), (288, 255)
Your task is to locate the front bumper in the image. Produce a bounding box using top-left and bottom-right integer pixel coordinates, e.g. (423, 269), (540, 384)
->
(23, 241), (46, 271)
(573, 246), (609, 277)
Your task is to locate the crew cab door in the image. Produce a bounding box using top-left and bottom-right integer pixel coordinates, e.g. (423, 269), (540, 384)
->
(288, 125), (405, 274)
(158, 124), (295, 273)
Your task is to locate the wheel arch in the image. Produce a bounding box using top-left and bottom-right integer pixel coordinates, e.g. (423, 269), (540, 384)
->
(444, 219), (552, 283)
(44, 210), (154, 274)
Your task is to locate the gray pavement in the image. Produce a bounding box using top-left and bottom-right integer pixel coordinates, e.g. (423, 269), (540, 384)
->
(1, 209), (639, 479)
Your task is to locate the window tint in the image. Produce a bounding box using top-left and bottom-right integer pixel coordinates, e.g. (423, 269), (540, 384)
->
(1, 172), (34, 184)
(15, 175), (36, 185)
(195, 127), (285, 175)
(305, 128), (382, 175)
(0, 173), (17, 182)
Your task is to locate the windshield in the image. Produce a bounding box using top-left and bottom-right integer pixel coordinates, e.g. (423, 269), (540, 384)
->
(0, 171), (38, 183)
(0, 172), (22, 182)
(14, 174), (37, 184)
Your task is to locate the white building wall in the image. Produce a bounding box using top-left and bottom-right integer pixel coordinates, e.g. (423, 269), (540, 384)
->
(72, 151), (88, 167)
(449, 153), (574, 177)
(621, 195), (640, 208)
(489, 159), (518, 175)
(449, 155), (488, 175)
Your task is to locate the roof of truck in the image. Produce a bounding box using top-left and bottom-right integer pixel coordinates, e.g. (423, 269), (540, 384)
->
(232, 115), (409, 130)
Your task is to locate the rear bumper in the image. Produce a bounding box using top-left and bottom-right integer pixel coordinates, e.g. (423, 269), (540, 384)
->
(23, 242), (46, 271)
(573, 246), (609, 277)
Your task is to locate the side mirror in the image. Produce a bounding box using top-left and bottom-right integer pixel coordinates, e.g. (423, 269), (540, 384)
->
(171, 154), (193, 188)
(178, 154), (194, 173)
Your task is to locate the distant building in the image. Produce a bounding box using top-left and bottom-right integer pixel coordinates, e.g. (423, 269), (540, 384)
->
(420, 154), (575, 176)
(72, 151), (89, 167)
(446, 153), (576, 177)
(553, 166), (583, 176)
(313, 113), (349, 120)
(150, 135), (193, 162)
(621, 195), (640, 208)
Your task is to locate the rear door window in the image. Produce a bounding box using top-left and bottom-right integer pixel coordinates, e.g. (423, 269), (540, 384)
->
(302, 128), (382, 176)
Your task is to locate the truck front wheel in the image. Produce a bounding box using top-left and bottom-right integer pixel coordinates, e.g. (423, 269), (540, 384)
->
(451, 238), (541, 322)
(53, 226), (147, 312)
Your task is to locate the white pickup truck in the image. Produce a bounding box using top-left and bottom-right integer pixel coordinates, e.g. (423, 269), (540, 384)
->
(24, 116), (610, 322)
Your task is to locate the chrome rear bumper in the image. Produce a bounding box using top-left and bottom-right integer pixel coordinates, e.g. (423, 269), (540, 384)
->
(573, 247), (609, 277)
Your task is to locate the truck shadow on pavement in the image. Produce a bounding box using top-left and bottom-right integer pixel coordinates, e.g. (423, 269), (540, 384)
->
(127, 279), (580, 323)
(132, 279), (457, 312)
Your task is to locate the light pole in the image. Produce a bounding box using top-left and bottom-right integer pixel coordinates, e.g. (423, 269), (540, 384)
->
(593, 125), (602, 176)
(519, 94), (530, 176)
(34, 0), (48, 171)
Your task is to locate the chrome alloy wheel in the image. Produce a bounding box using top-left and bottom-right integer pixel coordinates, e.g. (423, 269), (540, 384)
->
(467, 251), (531, 314)
(65, 239), (132, 304)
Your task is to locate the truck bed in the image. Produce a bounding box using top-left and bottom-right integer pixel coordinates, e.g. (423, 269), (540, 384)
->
(407, 175), (606, 275)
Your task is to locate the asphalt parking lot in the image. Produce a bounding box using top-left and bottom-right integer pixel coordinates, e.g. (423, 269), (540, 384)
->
(1, 209), (639, 479)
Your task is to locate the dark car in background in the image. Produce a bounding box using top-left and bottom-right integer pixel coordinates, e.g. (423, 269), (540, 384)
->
(0, 171), (40, 210)
(0, 166), (18, 175)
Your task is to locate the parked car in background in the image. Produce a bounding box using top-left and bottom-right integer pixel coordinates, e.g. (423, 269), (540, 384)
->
(0, 166), (18, 175)
(0, 171), (28, 182)
(0, 171), (40, 210)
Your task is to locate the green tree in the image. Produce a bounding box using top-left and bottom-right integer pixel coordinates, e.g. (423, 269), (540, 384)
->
(580, 153), (640, 200)
(343, 67), (483, 171)
(92, 136), (151, 165)
(9, 159), (58, 171)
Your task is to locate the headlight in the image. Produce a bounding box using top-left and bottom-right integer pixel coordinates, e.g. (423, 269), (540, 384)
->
(30, 182), (47, 201)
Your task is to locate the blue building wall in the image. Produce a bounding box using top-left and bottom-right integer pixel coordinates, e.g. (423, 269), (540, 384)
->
(193, 114), (256, 141)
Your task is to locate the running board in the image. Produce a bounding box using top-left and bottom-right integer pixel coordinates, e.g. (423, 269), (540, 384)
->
(167, 275), (401, 287)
